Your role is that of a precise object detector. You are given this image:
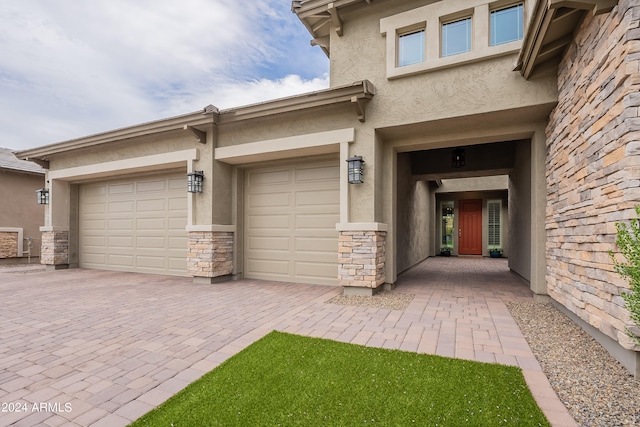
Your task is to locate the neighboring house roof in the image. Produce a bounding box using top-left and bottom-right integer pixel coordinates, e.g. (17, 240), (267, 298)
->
(0, 147), (45, 175)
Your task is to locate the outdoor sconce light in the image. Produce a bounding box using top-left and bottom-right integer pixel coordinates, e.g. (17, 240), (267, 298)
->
(187, 170), (204, 193)
(36, 188), (49, 205)
(347, 155), (365, 184)
(452, 148), (465, 168)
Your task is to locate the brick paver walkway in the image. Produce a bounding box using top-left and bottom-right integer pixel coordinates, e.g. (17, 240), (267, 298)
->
(0, 258), (575, 426)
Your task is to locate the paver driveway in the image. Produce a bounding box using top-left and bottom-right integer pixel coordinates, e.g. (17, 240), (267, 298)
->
(0, 258), (575, 426)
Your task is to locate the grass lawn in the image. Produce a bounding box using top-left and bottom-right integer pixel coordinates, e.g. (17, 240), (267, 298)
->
(130, 331), (549, 426)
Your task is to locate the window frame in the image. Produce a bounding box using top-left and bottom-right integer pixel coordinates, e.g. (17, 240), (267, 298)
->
(487, 199), (502, 248)
(490, 3), (524, 46)
(397, 23), (426, 67)
(441, 16), (473, 58)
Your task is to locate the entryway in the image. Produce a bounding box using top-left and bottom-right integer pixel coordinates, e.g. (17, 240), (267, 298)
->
(459, 199), (482, 255)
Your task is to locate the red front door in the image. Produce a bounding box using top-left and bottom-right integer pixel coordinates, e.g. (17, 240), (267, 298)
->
(459, 199), (482, 255)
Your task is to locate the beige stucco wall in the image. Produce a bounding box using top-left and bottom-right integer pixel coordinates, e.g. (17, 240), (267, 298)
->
(323, 0), (558, 231)
(546, 1), (640, 351)
(0, 170), (44, 257)
(396, 152), (431, 273)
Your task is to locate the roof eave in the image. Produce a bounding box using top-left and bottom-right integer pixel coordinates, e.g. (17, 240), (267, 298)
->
(15, 107), (216, 161)
(516, 0), (618, 79)
(291, 0), (374, 56)
(219, 80), (375, 124)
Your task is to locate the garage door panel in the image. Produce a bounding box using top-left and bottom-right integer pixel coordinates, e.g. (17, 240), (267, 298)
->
(245, 162), (339, 286)
(136, 236), (165, 250)
(296, 214), (340, 230)
(108, 219), (134, 230)
(80, 172), (187, 276)
(248, 214), (291, 230)
(81, 219), (107, 231)
(136, 256), (166, 269)
(137, 199), (166, 212)
(296, 165), (340, 183)
(248, 192), (291, 209)
(108, 254), (134, 268)
(108, 183), (134, 195)
(109, 201), (134, 213)
(294, 262), (337, 280)
(295, 237), (336, 253)
(108, 236), (134, 248)
(249, 169), (291, 186)
(168, 217), (187, 231)
(137, 179), (166, 193)
(82, 202), (106, 214)
(247, 258), (291, 276)
(136, 218), (165, 231)
(248, 236), (290, 251)
(296, 189), (339, 207)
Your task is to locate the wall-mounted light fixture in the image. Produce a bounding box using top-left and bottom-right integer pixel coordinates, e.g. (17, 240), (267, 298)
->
(346, 155), (365, 184)
(452, 148), (465, 168)
(36, 188), (49, 205)
(187, 171), (204, 193)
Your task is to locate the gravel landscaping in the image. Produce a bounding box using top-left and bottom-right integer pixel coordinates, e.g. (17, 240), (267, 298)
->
(507, 301), (640, 427)
(327, 290), (415, 311)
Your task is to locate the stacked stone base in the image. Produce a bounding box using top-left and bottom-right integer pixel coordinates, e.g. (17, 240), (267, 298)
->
(187, 231), (234, 283)
(338, 230), (386, 295)
(40, 230), (69, 268)
(0, 232), (19, 258)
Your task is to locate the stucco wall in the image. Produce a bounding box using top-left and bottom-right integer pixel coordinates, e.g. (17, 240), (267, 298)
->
(508, 139), (532, 282)
(546, 1), (640, 350)
(0, 170), (44, 257)
(396, 152), (431, 273)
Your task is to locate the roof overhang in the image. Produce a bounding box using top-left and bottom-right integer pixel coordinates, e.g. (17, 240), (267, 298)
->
(15, 108), (215, 168)
(15, 80), (375, 166)
(291, 0), (374, 56)
(516, 0), (618, 79)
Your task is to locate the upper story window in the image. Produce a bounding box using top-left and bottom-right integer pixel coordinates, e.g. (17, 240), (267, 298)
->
(442, 17), (472, 57)
(398, 29), (425, 67)
(380, 0), (529, 79)
(490, 3), (524, 46)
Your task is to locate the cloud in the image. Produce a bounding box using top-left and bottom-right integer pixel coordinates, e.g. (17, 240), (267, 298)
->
(0, 0), (329, 150)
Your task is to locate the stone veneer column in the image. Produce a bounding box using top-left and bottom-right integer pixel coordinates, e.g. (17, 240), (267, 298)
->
(40, 230), (69, 268)
(338, 227), (386, 295)
(545, 1), (640, 374)
(187, 230), (234, 283)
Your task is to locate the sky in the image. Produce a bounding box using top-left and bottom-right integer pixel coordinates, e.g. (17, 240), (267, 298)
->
(0, 0), (330, 151)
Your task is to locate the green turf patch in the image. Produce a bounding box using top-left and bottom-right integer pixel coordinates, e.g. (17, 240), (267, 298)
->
(130, 331), (549, 426)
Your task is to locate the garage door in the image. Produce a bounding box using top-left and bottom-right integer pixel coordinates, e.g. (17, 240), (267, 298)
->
(245, 162), (340, 285)
(79, 172), (188, 276)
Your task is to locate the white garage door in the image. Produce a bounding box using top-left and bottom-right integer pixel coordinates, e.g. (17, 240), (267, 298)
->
(79, 172), (188, 276)
(245, 162), (340, 285)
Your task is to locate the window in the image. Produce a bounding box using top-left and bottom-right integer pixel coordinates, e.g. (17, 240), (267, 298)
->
(442, 17), (472, 57)
(441, 202), (455, 248)
(398, 29), (425, 67)
(488, 200), (501, 247)
(490, 3), (523, 46)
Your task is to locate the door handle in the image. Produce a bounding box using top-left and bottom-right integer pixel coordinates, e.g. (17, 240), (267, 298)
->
(458, 229), (462, 238)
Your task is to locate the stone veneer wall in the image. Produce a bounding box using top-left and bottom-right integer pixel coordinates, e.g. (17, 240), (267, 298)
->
(546, 1), (640, 350)
(338, 231), (386, 288)
(187, 231), (234, 279)
(40, 231), (69, 266)
(0, 232), (18, 258)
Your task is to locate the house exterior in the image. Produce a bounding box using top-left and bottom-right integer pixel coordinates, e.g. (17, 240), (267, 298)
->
(16, 0), (640, 375)
(0, 147), (44, 261)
